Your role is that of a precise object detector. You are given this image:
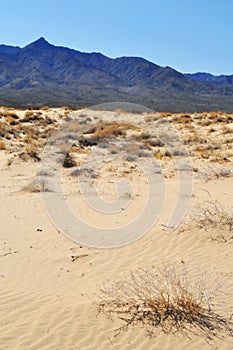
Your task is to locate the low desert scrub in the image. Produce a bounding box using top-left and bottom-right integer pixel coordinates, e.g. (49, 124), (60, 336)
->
(0, 140), (6, 150)
(173, 113), (192, 124)
(22, 178), (51, 193)
(0, 121), (7, 138)
(97, 263), (232, 341)
(79, 122), (137, 147)
(5, 115), (18, 125)
(19, 142), (41, 162)
(181, 200), (233, 242)
(89, 122), (137, 139)
(226, 114), (233, 122)
(144, 113), (162, 122)
(63, 152), (76, 168)
(192, 200), (233, 231)
(160, 112), (171, 118)
(22, 111), (43, 123)
(200, 165), (233, 181)
(1, 110), (19, 120)
(21, 125), (39, 139)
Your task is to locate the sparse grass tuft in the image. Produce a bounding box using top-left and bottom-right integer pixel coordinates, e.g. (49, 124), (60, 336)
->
(97, 263), (233, 341)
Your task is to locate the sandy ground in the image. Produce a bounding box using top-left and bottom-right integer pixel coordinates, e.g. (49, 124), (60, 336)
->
(0, 108), (233, 349)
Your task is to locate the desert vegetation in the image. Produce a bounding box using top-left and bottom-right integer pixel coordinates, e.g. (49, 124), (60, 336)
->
(1, 106), (233, 349)
(180, 200), (233, 242)
(0, 107), (233, 168)
(97, 263), (233, 342)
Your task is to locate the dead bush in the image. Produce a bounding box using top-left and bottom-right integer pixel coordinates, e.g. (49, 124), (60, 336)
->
(97, 263), (232, 341)
(181, 200), (233, 242)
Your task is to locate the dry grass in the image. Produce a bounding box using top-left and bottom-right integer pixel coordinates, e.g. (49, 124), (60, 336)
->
(181, 200), (233, 242)
(190, 200), (233, 231)
(173, 114), (192, 124)
(18, 141), (41, 162)
(97, 263), (232, 342)
(0, 140), (6, 150)
(85, 122), (137, 140)
(78, 122), (138, 147)
(160, 112), (172, 118)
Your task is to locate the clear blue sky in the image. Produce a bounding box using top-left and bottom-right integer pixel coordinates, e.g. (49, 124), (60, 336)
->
(1, 0), (232, 75)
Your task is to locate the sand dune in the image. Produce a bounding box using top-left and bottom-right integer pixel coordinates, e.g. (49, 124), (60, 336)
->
(0, 107), (233, 349)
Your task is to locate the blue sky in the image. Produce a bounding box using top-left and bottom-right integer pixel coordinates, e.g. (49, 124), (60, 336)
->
(0, 0), (232, 75)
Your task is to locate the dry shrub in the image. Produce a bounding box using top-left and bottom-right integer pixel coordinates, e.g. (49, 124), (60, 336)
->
(190, 200), (233, 231)
(1, 110), (19, 119)
(201, 165), (233, 180)
(182, 200), (233, 242)
(164, 149), (172, 157)
(63, 152), (76, 168)
(21, 125), (38, 139)
(184, 131), (200, 144)
(154, 150), (164, 160)
(5, 115), (18, 125)
(0, 140), (5, 150)
(60, 106), (72, 111)
(148, 138), (164, 147)
(22, 111), (43, 123)
(19, 143), (41, 162)
(79, 122), (137, 146)
(226, 114), (233, 122)
(23, 177), (51, 193)
(98, 263), (232, 341)
(201, 119), (211, 127)
(175, 114), (192, 124)
(144, 113), (162, 122)
(93, 122), (136, 139)
(160, 112), (171, 118)
(124, 142), (140, 155)
(0, 121), (7, 138)
(208, 112), (219, 120)
(139, 132), (151, 140)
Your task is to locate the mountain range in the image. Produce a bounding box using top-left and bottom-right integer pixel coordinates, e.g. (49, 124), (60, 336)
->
(0, 37), (233, 112)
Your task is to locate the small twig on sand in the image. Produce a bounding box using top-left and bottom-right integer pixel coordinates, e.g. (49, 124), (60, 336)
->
(71, 254), (89, 262)
(0, 250), (19, 257)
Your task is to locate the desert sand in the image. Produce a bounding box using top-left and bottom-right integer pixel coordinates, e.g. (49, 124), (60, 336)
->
(0, 106), (232, 349)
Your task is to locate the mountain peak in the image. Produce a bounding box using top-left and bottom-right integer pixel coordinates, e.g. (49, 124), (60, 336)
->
(24, 37), (52, 50)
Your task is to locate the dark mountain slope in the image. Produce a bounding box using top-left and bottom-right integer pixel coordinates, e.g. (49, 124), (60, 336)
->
(185, 72), (233, 86)
(0, 37), (233, 112)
